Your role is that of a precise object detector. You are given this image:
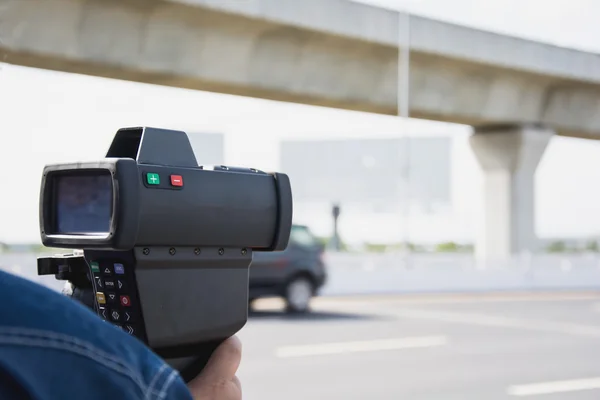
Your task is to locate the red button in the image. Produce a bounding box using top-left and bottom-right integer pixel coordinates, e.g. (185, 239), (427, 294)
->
(170, 175), (183, 187)
(120, 295), (131, 307)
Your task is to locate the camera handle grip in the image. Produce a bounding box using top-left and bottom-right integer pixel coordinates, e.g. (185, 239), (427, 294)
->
(165, 339), (224, 383)
(49, 263), (227, 383)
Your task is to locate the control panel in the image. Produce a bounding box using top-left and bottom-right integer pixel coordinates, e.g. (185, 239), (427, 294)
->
(142, 171), (185, 190)
(89, 259), (146, 340)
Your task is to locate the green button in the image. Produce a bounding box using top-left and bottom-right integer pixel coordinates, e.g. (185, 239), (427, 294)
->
(90, 262), (100, 273)
(146, 173), (160, 185)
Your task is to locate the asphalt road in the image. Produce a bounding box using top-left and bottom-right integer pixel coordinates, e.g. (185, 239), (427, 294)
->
(238, 294), (600, 400)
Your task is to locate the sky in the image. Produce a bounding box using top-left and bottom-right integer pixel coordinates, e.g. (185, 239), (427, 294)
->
(1, 0), (600, 245)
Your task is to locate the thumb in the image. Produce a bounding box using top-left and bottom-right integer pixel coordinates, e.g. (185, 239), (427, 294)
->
(187, 336), (242, 390)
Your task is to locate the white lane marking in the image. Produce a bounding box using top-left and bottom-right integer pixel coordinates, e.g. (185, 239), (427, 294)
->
(317, 294), (600, 307)
(507, 377), (600, 396)
(254, 293), (600, 310)
(275, 335), (448, 358)
(392, 309), (600, 338)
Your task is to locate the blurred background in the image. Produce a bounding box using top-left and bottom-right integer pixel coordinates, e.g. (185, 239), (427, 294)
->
(2, 0), (600, 398)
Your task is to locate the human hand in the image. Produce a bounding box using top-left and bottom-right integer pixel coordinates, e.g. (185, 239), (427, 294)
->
(187, 336), (242, 400)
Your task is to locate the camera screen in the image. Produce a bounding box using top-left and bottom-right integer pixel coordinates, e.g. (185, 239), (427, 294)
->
(54, 172), (113, 234)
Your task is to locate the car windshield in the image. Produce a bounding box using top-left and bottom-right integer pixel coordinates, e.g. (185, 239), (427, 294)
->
(289, 226), (319, 248)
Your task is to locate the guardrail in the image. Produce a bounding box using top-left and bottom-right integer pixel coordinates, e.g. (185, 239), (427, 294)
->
(320, 252), (600, 295)
(2, 252), (600, 296)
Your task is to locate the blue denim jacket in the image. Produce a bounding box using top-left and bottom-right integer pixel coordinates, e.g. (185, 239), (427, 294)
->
(0, 270), (193, 400)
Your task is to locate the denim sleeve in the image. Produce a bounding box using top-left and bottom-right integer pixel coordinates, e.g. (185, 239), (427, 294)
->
(0, 270), (193, 400)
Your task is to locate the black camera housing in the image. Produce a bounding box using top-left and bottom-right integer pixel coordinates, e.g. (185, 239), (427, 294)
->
(37, 127), (293, 381)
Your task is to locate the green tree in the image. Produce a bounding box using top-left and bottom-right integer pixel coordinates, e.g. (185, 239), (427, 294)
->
(315, 236), (348, 252)
(585, 240), (599, 252)
(364, 243), (388, 253)
(29, 244), (47, 253)
(435, 242), (459, 253)
(547, 241), (567, 253)
(462, 244), (475, 253)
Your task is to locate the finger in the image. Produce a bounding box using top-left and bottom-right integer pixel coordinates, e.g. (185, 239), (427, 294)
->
(225, 376), (243, 400)
(231, 375), (242, 393)
(190, 336), (242, 386)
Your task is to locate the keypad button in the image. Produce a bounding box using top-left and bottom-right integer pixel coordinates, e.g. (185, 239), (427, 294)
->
(106, 292), (118, 305)
(120, 295), (131, 307)
(94, 276), (103, 289)
(96, 293), (106, 305)
(99, 307), (109, 320)
(114, 263), (125, 275)
(170, 175), (183, 187)
(102, 265), (113, 275)
(116, 279), (126, 291)
(146, 173), (160, 185)
(123, 311), (134, 323)
(124, 325), (137, 335)
(104, 279), (116, 290)
(90, 261), (100, 273)
(110, 310), (122, 322)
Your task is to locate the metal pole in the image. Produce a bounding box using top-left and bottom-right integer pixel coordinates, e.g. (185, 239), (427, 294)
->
(398, 11), (411, 256)
(398, 11), (410, 121)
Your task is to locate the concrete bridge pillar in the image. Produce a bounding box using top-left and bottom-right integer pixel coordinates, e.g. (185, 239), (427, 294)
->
(469, 124), (554, 261)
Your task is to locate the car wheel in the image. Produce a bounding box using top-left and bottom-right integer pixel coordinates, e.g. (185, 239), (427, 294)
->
(285, 276), (313, 313)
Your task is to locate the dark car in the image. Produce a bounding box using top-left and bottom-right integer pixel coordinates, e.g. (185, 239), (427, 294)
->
(249, 224), (327, 313)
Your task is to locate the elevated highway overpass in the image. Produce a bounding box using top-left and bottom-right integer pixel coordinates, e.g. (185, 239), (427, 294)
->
(2, 0), (600, 139)
(1, 0), (598, 260)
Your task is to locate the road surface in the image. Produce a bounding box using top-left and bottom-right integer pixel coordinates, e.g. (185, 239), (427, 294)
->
(239, 294), (600, 399)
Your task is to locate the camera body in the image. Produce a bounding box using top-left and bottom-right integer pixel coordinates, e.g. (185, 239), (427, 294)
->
(37, 127), (293, 381)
